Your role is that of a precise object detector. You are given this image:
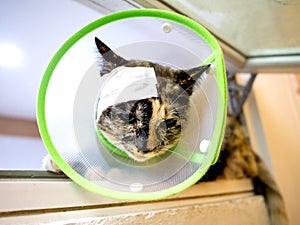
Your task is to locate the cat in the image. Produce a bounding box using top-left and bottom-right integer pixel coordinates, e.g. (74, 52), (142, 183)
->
(94, 37), (210, 162)
(43, 37), (210, 169)
(43, 37), (288, 225)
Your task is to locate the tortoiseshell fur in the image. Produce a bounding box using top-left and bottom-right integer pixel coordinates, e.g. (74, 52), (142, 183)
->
(95, 37), (210, 161)
(202, 114), (288, 225)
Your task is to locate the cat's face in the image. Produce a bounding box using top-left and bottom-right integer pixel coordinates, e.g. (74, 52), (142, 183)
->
(99, 97), (182, 161)
(95, 37), (209, 161)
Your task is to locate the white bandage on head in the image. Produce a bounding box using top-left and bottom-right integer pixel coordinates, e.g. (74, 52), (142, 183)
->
(96, 66), (158, 119)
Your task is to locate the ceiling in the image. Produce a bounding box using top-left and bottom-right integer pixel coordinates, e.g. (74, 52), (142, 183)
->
(1, 0), (300, 120)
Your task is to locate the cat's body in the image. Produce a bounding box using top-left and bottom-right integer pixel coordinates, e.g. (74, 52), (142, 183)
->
(43, 37), (288, 225)
(207, 115), (289, 225)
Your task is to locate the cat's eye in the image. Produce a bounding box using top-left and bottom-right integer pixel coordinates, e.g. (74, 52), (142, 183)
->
(128, 113), (135, 123)
(157, 119), (177, 133)
(117, 113), (130, 122)
(158, 121), (167, 130)
(165, 118), (177, 128)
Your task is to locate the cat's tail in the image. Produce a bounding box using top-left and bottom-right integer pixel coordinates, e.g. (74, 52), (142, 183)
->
(254, 154), (289, 225)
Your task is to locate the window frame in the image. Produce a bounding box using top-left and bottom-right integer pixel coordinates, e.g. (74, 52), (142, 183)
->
(0, 178), (253, 221)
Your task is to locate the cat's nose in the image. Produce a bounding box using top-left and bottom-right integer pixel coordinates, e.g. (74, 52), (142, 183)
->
(147, 129), (160, 151)
(140, 147), (150, 154)
(136, 129), (150, 153)
(147, 141), (157, 152)
(137, 142), (150, 153)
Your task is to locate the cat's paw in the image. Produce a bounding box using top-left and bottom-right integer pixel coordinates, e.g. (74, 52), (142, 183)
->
(42, 154), (62, 173)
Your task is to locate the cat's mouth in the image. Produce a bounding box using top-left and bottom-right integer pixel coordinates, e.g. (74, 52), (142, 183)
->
(131, 143), (178, 162)
(98, 126), (179, 162)
(131, 151), (158, 161)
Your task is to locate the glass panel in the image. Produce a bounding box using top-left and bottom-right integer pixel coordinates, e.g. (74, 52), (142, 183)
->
(162, 0), (300, 57)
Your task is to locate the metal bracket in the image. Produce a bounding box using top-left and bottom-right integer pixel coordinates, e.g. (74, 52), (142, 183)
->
(227, 72), (257, 118)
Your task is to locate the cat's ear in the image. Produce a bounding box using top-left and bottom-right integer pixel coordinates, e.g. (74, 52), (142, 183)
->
(185, 64), (211, 80)
(176, 64), (210, 95)
(95, 37), (128, 76)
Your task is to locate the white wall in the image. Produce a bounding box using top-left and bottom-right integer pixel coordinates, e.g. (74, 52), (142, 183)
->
(0, 135), (47, 170)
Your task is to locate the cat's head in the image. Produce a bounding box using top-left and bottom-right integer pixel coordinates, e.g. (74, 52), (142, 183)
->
(95, 37), (210, 161)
